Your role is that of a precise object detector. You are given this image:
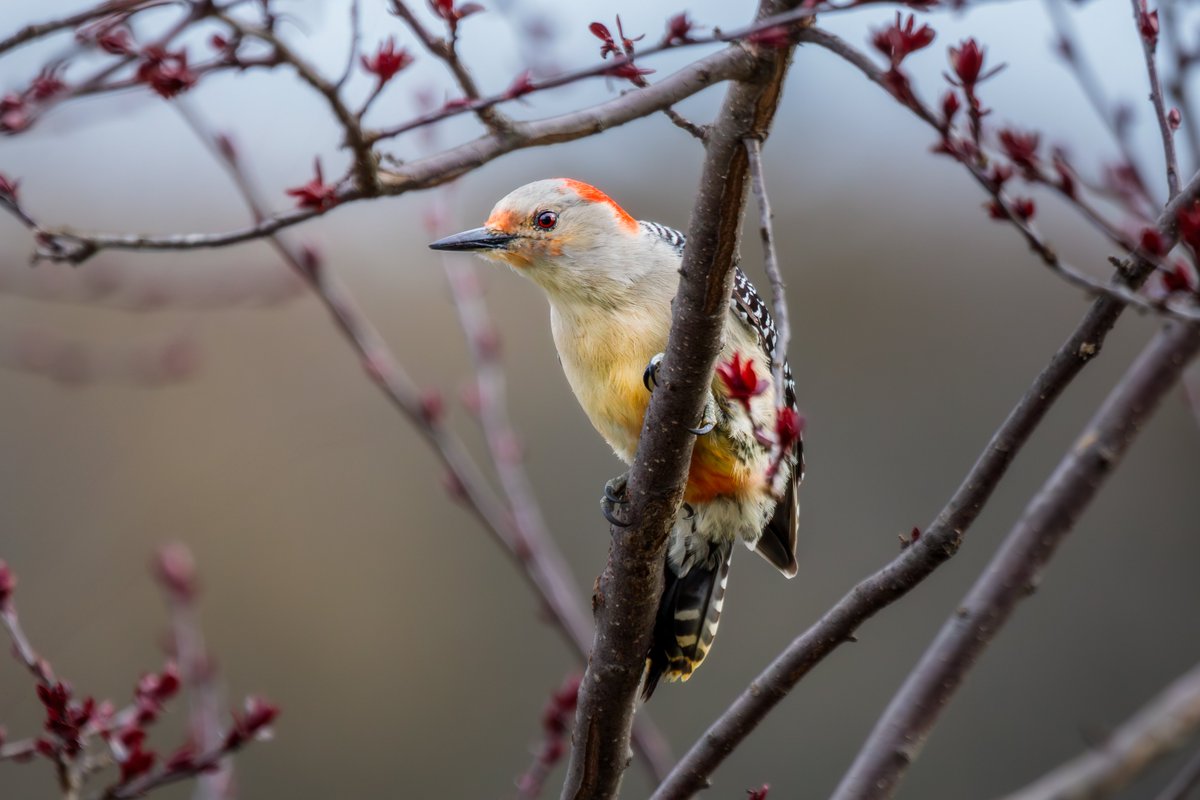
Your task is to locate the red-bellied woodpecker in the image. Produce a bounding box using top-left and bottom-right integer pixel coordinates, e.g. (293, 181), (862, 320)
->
(430, 178), (802, 697)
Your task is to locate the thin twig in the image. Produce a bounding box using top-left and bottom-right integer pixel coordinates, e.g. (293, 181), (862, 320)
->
(831, 319), (1200, 800)
(389, 0), (509, 132)
(1161, 0), (1200, 169)
(648, 166), (1200, 800)
(0, 0), (149, 57)
(744, 136), (790, 409)
(992, 664), (1200, 800)
(1131, 0), (1182, 198)
(334, 0), (361, 90)
(1043, 0), (1157, 211)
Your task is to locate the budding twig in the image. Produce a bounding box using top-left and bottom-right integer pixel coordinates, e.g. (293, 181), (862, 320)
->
(1130, 0), (1182, 198)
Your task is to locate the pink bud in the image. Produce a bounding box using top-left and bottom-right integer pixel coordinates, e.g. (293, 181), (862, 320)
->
(154, 543), (196, 599)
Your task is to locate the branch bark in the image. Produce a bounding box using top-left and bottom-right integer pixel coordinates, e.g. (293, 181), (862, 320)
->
(830, 318), (1200, 799)
(993, 661), (1200, 800)
(558, 6), (803, 800)
(648, 167), (1200, 800)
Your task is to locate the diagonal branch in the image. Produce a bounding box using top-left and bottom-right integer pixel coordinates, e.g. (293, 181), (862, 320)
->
(993, 661), (1200, 800)
(832, 316), (1200, 799)
(648, 162), (1200, 800)
(558, 5), (804, 799)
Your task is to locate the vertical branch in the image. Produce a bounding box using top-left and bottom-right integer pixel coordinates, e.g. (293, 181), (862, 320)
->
(830, 320), (1200, 800)
(1161, 0), (1200, 168)
(744, 136), (790, 409)
(558, 6), (802, 799)
(1132, 0), (1182, 198)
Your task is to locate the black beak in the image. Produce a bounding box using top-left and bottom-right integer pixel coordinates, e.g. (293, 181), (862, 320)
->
(428, 227), (516, 252)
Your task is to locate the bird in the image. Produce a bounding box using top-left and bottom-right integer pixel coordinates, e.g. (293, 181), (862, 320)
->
(430, 178), (802, 697)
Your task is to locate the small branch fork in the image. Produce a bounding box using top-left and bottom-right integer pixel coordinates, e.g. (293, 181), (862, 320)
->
(993, 660), (1200, 800)
(0, 552), (279, 800)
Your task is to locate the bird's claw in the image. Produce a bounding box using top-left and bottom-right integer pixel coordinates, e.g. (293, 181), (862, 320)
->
(688, 419), (716, 436)
(643, 352), (664, 392)
(601, 473), (631, 528)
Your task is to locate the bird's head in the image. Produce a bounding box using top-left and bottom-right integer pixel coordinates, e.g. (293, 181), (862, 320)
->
(429, 178), (646, 301)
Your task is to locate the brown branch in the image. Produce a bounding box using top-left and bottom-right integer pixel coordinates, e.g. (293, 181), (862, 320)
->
(648, 160), (1200, 800)
(27, 44), (755, 263)
(830, 318), (1200, 799)
(211, 11), (380, 194)
(992, 661), (1200, 800)
(389, 0), (509, 131)
(1131, 0), (1182, 198)
(558, 4), (802, 799)
(1161, 0), (1200, 169)
(0, 0), (151, 57)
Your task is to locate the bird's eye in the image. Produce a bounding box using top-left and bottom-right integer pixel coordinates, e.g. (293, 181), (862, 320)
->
(535, 210), (558, 230)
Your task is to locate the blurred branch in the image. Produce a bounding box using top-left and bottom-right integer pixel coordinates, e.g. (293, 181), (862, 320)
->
(1130, 0), (1182, 198)
(1161, 0), (1200, 169)
(558, 3), (802, 797)
(831, 319), (1200, 799)
(0, 0), (153, 57)
(174, 103), (676, 782)
(993, 661), (1200, 800)
(1042, 0), (1156, 211)
(389, 0), (509, 132)
(650, 143), (1200, 800)
(744, 136), (790, 409)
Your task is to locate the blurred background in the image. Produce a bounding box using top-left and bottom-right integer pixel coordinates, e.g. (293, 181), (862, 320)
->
(2, 0), (1199, 797)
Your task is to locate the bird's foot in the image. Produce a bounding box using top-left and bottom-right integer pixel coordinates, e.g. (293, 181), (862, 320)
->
(642, 352), (664, 392)
(601, 472), (631, 528)
(645, 355), (717, 436)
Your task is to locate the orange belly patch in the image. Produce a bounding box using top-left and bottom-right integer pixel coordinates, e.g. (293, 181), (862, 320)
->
(684, 438), (754, 505)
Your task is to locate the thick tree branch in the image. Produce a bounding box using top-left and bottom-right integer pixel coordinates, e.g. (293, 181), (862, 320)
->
(649, 167), (1200, 800)
(993, 661), (1200, 800)
(830, 318), (1200, 799)
(558, 5), (803, 800)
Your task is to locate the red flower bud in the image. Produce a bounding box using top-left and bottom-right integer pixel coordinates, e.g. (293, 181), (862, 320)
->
(361, 37), (414, 86)
(0, 560), (15, 607)
(285, 158), (338, 211)
(717, 353), (769, 412)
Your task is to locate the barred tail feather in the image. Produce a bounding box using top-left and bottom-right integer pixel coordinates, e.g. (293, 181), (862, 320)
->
(641, 542), (733, 701)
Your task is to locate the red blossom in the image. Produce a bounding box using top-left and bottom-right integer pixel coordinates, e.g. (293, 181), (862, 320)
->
(135, 46), (197, 99)
(154, 542), (196, 599)
(747, 25), (794, 49)
(590, 22), (620, 58)
(137, 662), (182, 708)
(998, 128), (1040, 175)
(910, 526), (922, 542)
(747, 786), (771, 800)
(989, 162), (1014, 187)
(664, 12), (698, 45)
(941, 90), (960, 126)
(165, 742), (196, 772)
(871, 13), (935, 68)
(1177, 201), (1200, 253)
(0, 561), (14, 607)
(118, 729), (156, 784)
(948, 38), (986, 87)
(1137, 0), (1159, 45)
(286, 159), (338, 211)
(775, 407), (804, 451)
(1012, 197), (1035, 221)
(1, 93), (29, 132)
(504, 69), (536, 100)
(717, 352), (769, 412)
(419, 388), (444, 424)
(429, 0), (484, 33)
(606, 62), (655, 81)
(96, 26), (134, 55)
(30, 67), (66, 101)
(1140, 227), (1167, 256)
(226, 696), (279, 749)
(1159, 262), (1196, 294)
(361, 37), (414, 86)
(1052, 153), (1076, 199)
(1169, 107), (1182, 130)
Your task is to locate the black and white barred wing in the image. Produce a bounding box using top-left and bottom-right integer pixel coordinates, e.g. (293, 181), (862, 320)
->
(641, 221), (802, 577)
